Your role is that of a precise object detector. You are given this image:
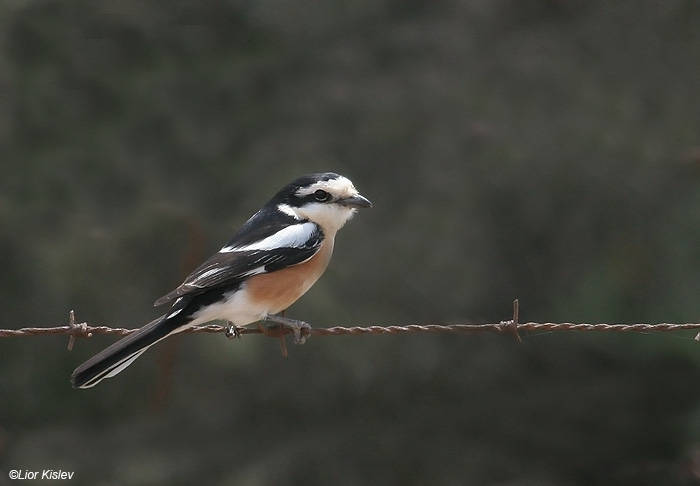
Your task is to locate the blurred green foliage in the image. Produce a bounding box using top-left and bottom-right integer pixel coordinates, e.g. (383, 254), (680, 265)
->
(2, 0), (700, 484)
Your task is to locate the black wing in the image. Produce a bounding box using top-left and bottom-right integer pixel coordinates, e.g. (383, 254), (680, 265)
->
(155, 209), (322, 306)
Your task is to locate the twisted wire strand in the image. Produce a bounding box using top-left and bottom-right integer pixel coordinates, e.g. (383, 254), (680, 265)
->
(3, 302), (700, 346)
(2, 321), (700, 339)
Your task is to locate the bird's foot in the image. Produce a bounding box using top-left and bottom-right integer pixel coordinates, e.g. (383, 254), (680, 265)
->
(264, 314), (312, 344)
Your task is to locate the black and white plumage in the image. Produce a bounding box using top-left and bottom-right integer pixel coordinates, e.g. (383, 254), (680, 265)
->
(71, 172), (371, 389)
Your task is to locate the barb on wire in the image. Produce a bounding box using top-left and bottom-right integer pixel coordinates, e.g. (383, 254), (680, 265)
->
(2, 300), (700, 348)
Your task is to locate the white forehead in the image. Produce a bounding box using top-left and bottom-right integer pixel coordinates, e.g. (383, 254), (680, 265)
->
(295, 175), (357, 198)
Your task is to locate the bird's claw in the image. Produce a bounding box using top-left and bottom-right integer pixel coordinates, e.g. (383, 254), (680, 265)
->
(289, 321), (311, 345)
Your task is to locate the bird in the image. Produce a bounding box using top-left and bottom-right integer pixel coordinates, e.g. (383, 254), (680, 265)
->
(71, 172), (371, 389)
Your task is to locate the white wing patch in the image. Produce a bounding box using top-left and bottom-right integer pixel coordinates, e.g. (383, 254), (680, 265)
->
(220, 222), (318, 253)
(191, 267), (225, 284)
(240, 266), (267, 277)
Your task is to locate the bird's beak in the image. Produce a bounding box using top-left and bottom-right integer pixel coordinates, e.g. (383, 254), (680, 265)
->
(339, 193), (372, 209)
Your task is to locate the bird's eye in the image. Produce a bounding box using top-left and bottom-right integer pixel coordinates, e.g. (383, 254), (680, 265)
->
(314, 189), (332, 202)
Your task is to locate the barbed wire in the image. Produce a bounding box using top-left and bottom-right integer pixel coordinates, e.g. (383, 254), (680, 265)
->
(2, 301), (700, 352)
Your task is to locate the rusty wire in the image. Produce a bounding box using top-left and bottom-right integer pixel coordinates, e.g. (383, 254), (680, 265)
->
(2, 301), (700, 351)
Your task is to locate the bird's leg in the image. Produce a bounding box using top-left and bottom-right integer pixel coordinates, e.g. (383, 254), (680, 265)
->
(264, 313), (311, 345)
(225, 322), (245, 339)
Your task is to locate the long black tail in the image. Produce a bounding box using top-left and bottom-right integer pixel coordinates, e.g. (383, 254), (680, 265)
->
(71, 313), (189, 389)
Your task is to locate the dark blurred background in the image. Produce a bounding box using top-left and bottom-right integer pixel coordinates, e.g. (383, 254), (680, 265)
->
(2, 1), (700, 485)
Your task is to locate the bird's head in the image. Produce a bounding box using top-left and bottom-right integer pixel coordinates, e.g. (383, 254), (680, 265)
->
(272, 172), (372, 233)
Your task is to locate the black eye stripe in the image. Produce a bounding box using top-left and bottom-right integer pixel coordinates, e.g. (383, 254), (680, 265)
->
(287, 187), (335, 207)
